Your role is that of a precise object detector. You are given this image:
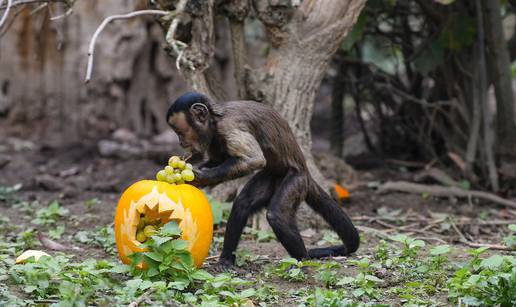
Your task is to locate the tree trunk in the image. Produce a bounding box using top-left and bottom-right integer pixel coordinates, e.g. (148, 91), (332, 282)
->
(484, 0), (516, 156)
(0, 1), (188, 143)
(248, 0), (366, 184)
(157, 0), (366, 196)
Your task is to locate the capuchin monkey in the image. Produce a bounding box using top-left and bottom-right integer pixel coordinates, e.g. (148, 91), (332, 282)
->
(166, 92), (359, 267)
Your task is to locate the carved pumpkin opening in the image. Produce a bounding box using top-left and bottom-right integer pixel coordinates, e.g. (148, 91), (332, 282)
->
(124, 186), (199, 249)
(115, 180), (213, 268)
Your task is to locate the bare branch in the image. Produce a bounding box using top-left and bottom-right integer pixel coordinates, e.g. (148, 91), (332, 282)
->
(50, 6), (72, 20)
(0, 0), (66, 10)
(164, 0), (195, 71)
(377, 181), (516, 209)
(84, 9), (168, 83)
(0, 0), (12, 29)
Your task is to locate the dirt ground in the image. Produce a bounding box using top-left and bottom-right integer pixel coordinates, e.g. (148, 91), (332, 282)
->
(1, 139), (514, 305)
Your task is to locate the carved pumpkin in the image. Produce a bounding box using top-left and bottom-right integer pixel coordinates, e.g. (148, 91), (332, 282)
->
(114, 180), (213, 268)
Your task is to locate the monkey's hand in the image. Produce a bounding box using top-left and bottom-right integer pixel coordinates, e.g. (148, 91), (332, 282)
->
(190, 167), (210, 188)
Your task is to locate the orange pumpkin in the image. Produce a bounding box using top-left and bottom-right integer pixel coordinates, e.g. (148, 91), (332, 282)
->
(114, 180), (213, 268)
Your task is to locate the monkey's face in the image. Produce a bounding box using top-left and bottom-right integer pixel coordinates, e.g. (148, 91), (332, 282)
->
(168, 106), (212, 154)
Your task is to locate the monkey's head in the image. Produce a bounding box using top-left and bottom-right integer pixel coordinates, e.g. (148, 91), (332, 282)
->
(166, 92), (217, 154)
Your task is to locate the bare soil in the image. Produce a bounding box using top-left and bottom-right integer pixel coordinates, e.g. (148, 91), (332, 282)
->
(1, 141), (514, 305)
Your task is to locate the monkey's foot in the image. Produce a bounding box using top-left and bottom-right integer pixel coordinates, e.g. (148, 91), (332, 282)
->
(211, 257), (235, 273)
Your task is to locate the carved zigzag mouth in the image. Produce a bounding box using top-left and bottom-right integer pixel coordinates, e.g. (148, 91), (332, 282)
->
(121, 186), (199, 257)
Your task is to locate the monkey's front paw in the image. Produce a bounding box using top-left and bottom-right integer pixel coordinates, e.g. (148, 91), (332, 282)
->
(191, 168), (209, 187)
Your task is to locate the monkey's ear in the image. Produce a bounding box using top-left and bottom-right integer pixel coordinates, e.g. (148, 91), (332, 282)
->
(190, 103), (209, 123)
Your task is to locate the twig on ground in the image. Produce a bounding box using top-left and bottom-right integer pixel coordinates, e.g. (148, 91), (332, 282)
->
(450, 220), (468, 243)
(414, 167), (461, 188)
(356, 225), (390, 239)
(462, 241), (512, 251)
(377, 181), (516, 209)
(414, 236), (447, 244)
(128, 288), (156, 307)
(85, 9), (168, 83)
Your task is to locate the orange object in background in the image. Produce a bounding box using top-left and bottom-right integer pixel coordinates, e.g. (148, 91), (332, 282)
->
(114, 180), (213, 268)
(334, 183), (350, 200)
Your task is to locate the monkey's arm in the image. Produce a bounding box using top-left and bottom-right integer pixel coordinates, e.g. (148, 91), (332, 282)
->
(193, 130), (265, 187)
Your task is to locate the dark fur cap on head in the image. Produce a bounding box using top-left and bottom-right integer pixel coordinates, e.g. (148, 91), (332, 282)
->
(166, 92), (222, 121)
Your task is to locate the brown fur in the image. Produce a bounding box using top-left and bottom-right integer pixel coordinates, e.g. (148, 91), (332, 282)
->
(167, 93), (359, 266)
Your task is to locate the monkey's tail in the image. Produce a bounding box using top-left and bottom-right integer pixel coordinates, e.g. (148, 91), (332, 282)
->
(305, 177), (360, 258)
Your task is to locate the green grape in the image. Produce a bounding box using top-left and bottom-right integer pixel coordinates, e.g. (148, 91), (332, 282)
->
(181, 169), (195, 182)
(185, 163), (193, 170)
(136, 230), (147, 243)
(176, 160), (186, 170)
(166, 174), (176, 183)
(143, 225), (157, 237)
(172, 173), (182, 182)
(165, 166), (174, 175)
(137, 217), (146, 230)
(156, 170), (167, 181)
(174, 168), (181, 174)
(168, 156), (181, 167)
(169, 156), (181, 168)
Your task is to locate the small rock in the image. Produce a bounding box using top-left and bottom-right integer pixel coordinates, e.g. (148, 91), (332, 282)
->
(58, 167), (79, 177)
(300, 228), (316, 238)
(112, 128), (138, 144)
(98, 140), (142, 159)
(0, 155), (10, 169)
(152, 130), (179, 145)
(34, 174), (64, 191)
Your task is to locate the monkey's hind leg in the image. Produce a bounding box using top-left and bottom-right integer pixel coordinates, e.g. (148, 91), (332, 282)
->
(305, 180), (360, 258)
(266, 172), (309, 260)
(219, 170), (276, 266)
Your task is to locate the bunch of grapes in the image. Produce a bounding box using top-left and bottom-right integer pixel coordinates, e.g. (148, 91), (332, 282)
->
(135, 214), (160, 243)
(155, 156), (195, 184)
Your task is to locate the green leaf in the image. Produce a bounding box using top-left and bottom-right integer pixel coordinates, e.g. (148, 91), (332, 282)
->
(458, 180), (471, 190)
(341, 14), (368, 51)
(210, 200), (223, 225)
(439, 15), (476, 51)
(176, 252), (194, 268)
(509, 224), (516, 232)
(430, 244), (451, 255)
(410, 240), (426, 248)
(169, 239), (188, 251)
(145, 251), (163, 262)
(480, 255), (504, 269)
(152, 236), (172, 246)
(169, 280), (189, 290)
(239, 288), (256, 298)
(337, 276), (355, 285)
(160, 221), (181, 237)
(191, 269), (213, 281)
(414, 41), (445, 75)
(389, 234), (408, 243)
(365, 275), (384, 283)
